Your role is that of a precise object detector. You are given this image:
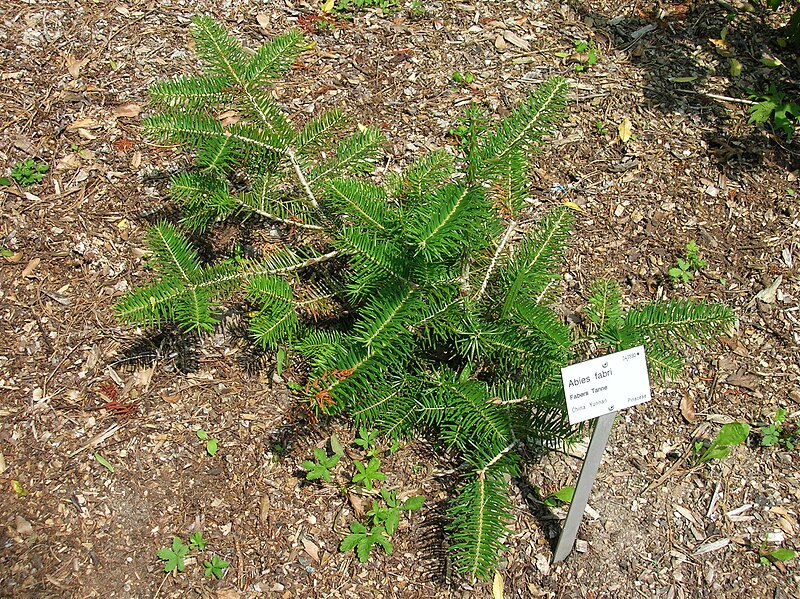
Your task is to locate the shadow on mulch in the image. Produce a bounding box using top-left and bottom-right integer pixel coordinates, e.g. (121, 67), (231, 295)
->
(112, 326), (200, 373)
(576, 0), (800, 172)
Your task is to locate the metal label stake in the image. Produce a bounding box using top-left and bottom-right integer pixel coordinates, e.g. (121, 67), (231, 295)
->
(553, 346), (652, 562)
(552, 410), (617, 563)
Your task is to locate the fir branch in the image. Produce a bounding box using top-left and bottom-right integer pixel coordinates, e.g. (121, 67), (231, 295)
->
(474, 220), (516, 301)
(390, 149), (455, 202)
(147, 222), (202, 282)
(586, 279), (623, 332)
(307, 128), (384, 186)
(476, 443), (518, 475)
(149, 75), (233, 109)
(243, 30), (306, 84)
(239, 175), (322, 229)
(295, 109), (348, 152)
(350, 386), (404, 426)
(476, 77), (568, 170)
(142, 112), (225, 147)
(324, 178), (393, 231)
(353, 286), (419, 349)
(175, 286), (216, 332)
(286, 147), (319, 208)
(227, 124), (287, 156)
(191, 16), (249, 80)
(256, 248), (340, 276)
(500, 207), (572, 315)
(115, 279), (185, 327)
(624, 300), (735, 345)
(447, 468), (514, 581)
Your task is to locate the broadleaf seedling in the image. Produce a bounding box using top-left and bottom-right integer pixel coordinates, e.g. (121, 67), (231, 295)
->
(302, 446), (342, 483)
(10, 159), (49, 187)
(693, 422), (750, 465)
(352, 457), (385, 491)
(759, 409), (796, 449)
(203, 554), (230, 579)
(196, 428), (220, 456)
(544, 485), (575, 507)
(188, 531), (208, 551)
(749, 85), (800, 139)
(367, 489), (425, 535)
(339, 521), (393, 562)
(157, 537), (190, 573)
(452, 71), (475, 86)
(353, 427), (380, 456)
(669, 240), (706, 284)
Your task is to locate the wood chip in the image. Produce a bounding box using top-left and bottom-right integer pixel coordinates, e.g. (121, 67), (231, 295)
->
(302, 538), (320, 563)
(693, 538), (729, 554)
(674, 504), (699, 526)
(112, 103), (142, 118)
(679, 391), (696, 423)
(20, 257), (40, 278)
(502, 31), (530, 50)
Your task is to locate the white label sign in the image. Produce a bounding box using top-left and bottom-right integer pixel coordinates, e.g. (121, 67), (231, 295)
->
(561, 346), (651, 425)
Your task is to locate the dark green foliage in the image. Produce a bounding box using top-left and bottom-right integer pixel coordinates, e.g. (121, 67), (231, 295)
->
(118, 18), (735, 580)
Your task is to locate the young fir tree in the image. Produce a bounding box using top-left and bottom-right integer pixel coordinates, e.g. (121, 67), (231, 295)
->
(117, 17), (735, 580)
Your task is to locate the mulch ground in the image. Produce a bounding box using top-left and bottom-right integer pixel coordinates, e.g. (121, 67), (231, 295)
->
(1, 0), (799, 597)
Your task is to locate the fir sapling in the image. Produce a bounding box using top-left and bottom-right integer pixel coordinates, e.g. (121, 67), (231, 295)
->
(118, 17), (735, 580)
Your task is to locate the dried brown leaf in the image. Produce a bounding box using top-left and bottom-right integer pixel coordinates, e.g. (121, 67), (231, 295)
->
(348, 492), (366, 517)
(65, 55), (89, 79)
(492, 571), (504, 599)
(112, 103), (142, 118)
(302, 538), (320, 563)
(67, 118), (102, 131)
(503, 31), (530, 50)
(679, 391), (696, 423)
(618, 118), (632, 143)
(15, 516), (33, 536)
(20, 257), (41, 278)
(724, 369), (759, 391)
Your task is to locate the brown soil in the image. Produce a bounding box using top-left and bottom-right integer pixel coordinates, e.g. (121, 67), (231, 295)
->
(1, 1), (799, 597)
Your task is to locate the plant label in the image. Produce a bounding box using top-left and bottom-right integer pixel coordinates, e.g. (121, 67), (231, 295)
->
(561, 346), (651, 425)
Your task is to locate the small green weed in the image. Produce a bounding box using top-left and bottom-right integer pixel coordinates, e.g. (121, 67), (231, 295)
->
(759, 409), (796, 449)
(340, 489), (424, 562)
(573, 40), (598, 71)
(759, 546), (797, 566)
(189, 531), (208, 551)
(340, 522), (393, 562)
(10, 159), (49, 187)
(452, 71), (475, 86)
(408, 0), (426, 18)
(352, 457), (385, 491)
(94, 452), (115, 473)
(749, 85), (800, 139)
(595, 121), (608, 135)
(203, 554), (230, 579)
(157, 537), (190, 573)
(353, 427), (380, 456)
(196, 429), (219, 456)
(367, 489), (425, 535)
(669, 240), (706, 284)
(302, 435), (344, 482)
(556, 40), (598, 72)
(11, 480), (28, 497)
(693, 422), (750, 465)
(334, 0), (397, 16)
(544, 485), (575, 507)
(157, 532), (228, 579)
